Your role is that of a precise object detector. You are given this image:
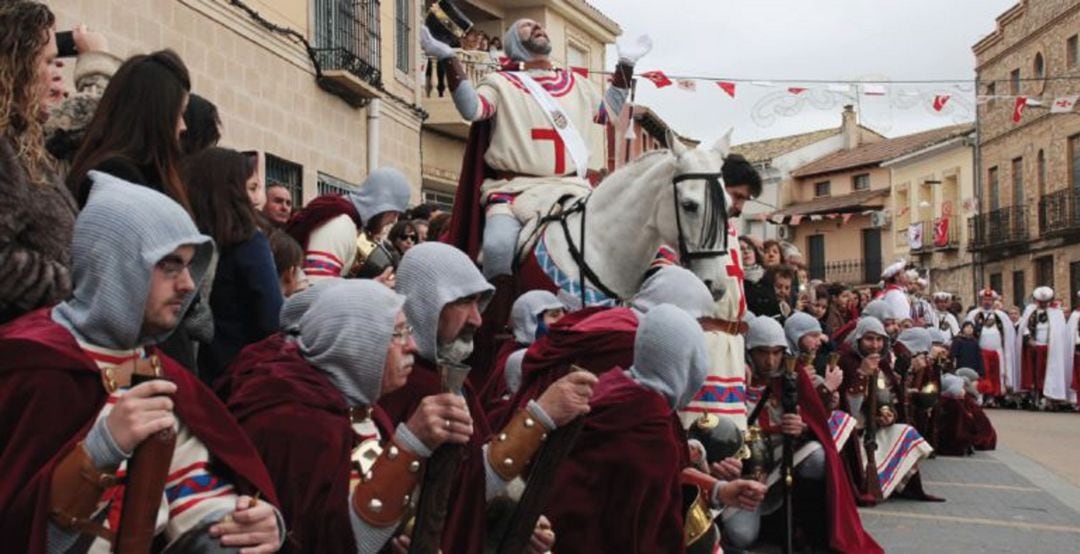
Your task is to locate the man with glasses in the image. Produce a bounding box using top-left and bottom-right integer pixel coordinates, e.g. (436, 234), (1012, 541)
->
(0, 175), (283, 552)
(219, 279), (475, 552)
(378, 242), (597, 552)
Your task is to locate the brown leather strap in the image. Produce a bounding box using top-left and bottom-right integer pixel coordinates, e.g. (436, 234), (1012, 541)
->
(50, 442), (119, 541)
(352, 438), (424, 528)
(699, 317), (749, 336)
(439, 57), (468, 92)
(488, 408), (550, 481)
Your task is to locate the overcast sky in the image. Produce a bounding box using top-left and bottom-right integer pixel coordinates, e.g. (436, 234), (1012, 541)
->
(589, 0), (1018, 145)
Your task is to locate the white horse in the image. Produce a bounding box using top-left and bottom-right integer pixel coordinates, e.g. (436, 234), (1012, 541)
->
(513, 133), (735, 307)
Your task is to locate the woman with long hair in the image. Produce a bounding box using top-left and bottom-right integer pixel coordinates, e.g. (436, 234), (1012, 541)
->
(387, 219), (419, 257)
(67, 49), (192, 210)
(0, 1), (79, 323)
(184, 147), (284, 384)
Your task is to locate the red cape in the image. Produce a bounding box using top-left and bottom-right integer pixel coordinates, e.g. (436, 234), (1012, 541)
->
(443, 120), (493, 257)
(0, 309), (279, 554)
(792, 362), (883, 553)
(376, 357), (491, 554)
(503, 307), (638, 428)
(546, 369), (689, 553)
(216, 335), (393, 553)
(284, 194), (362, 250)
(936, 395), (996, 456)
(477, 340), (522, 427)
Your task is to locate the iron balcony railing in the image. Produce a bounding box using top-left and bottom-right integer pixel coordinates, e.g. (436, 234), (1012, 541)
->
(967, 205), (1028, 251)
(1037, 187), (1080, 237)
(313, 0), (381, 86)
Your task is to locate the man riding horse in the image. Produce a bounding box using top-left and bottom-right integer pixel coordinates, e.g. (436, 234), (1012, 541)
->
(423, 18), (649, 280)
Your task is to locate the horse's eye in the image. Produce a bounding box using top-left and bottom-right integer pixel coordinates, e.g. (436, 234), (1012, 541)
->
(681, 200), (699, 213)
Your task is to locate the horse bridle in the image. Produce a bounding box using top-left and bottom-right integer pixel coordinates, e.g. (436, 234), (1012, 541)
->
(671, 172), (731, 262)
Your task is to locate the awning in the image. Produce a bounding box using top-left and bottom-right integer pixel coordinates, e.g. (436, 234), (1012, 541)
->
(771, 188), (888, 217)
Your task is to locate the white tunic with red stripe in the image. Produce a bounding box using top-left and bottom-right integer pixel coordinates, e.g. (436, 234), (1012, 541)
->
(79, 342), (240, 552)
(473, 69), (606, 219)
(680, 223), (749, 430)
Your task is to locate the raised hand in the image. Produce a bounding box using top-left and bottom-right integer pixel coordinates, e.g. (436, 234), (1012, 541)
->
(405, 392), (473, 450)
(420, 26), (456, 60)
(105, 379), (177, 454)
(617, 34), (653, 65)
(536, 370), (598, 427)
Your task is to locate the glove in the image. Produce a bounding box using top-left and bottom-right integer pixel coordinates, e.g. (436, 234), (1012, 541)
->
(617, 34), (653, 65)
(420, 26), (456, 60)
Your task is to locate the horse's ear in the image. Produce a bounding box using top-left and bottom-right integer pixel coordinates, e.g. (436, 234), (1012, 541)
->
(712, 128), (733, 158)
(667, 129), (687, 157)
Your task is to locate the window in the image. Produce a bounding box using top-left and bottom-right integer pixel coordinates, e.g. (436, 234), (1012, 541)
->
(1035, 255), (1055, 290)
(1071, 261), (1080, 310)
(1071, 134), (1080, 191)
(394, 0), (410, 73)
(1033, 52), (1045, 80)
(317, 172), (358, 196)
(989, 273), (1003, 297)
(853, 173), (870, 191)
(1012, 157), (1023, 208)
(814, 181), (831, 197)
(986, 81), (996, 97)
(988, 166), (999, 211)
(313, 0), (382, 84)
(1068, 35), (1078, 69)
(1009, 68), (1020, 95)
(567, 43), (588, 73)
(422, 188), (455, 211)
(808, 235), (825, 280)
(1012, 270), (1025, 308)
(265, 154), (303, 207)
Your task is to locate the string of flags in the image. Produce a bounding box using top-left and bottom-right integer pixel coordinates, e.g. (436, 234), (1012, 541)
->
(566, 66), (1080, 124)
(758, 211), (874, 226)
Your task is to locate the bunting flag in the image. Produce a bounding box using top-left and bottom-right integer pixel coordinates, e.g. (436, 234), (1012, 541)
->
(862, 84), (887, 96)
(842, 213), (854, 224)
(717, 81), (737, 98)
(788, 87), (807, 95)
(676, 79), (698, 92)
(570, 66), (589, 78)
(1012, 96), (1027, 123)
(932, 95), (950, 112)
(641, 70), (673, 88)
(933, 217), (950, 247)
(828, 84), (852, 94)
(1051, 95), (1079, 113)
(790, 215), (804, 225)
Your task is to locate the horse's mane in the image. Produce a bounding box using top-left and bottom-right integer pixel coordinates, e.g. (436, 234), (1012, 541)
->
(600, 149), (675, 186)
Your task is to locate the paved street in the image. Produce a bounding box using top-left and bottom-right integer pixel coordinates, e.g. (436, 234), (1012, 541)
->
(859, 410), (1080, 552)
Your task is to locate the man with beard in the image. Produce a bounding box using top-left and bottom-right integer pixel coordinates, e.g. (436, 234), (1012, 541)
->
(0, 175), (282, 552)
(423, 18), (650, 280)
(837, 318), (936, 502)
(933, 292), (961, 343)
(965, 287), (1018, 404)
(1016, 286), (1076, 409)
(377, 242), (595, 553)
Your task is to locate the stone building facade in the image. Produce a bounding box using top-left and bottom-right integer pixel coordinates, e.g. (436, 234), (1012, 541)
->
(971, 0), (1080, 310)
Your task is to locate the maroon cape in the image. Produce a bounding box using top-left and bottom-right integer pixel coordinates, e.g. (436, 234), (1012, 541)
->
(443, 120), (493, 257)
(477, 340), (522, 428)
(0, 309), (279, 554)
(284, 194), (362, 250)
(545, 369), (689, 552)
(790, 361), (884, 553)
(216, 335), (394, 553)
(502, 306), (637, 428)
(936, 396), (997, 456)
(377, 357), (491, 554)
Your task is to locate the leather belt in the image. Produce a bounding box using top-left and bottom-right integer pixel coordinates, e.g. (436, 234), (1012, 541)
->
(699, 317), (749, 336)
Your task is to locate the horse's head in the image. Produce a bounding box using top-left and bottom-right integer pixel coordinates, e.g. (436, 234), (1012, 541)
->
(658, 132), (734, 304)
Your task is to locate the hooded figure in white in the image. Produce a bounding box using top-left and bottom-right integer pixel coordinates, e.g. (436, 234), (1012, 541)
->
(1016, 286), (1075, 403)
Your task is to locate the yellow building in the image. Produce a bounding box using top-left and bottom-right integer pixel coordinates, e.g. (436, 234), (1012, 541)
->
(419, 0), (621, 208)
(882, 126), (976, 297)
(50, 0), (621, 209)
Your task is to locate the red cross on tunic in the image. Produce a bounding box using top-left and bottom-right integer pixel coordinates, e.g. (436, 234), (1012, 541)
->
(531, 128), (566, 175)
(725, 225), (747, 317)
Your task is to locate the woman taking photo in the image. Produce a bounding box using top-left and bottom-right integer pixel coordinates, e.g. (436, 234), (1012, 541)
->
(0, 1), (78, 324)
(184, 147), (284, 384)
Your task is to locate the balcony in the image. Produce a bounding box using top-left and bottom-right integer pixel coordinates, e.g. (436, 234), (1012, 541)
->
(902, 219), (961, 254)
(809, 259), (882, 286)
(423, 52), (497, 138)
(312, 0), (382, 106)
(967, 205), (1029, 252)
(1038, 187), (1080, 237)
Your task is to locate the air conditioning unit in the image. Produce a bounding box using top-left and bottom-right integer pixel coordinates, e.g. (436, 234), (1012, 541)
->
(869, 211), (890, 228)
(776, 225), (792, 240)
